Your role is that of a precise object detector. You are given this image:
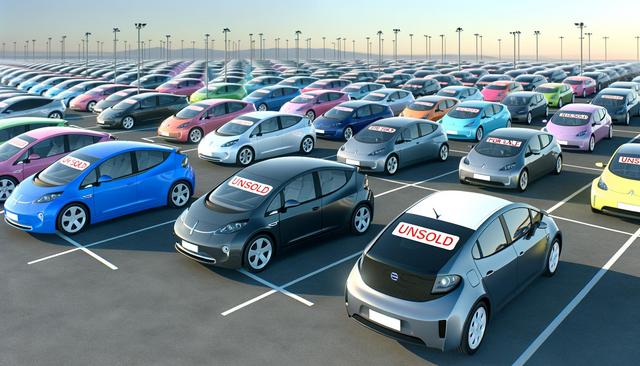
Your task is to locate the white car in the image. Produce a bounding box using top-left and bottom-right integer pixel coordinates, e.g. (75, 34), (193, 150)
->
(362, 88), (415, 116)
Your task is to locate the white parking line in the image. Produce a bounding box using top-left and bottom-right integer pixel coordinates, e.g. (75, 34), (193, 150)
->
(56, 232), (118, 270)
(374, 169), (458, 198)
(563, 164), (601, 172)
(221, 289), (278, 316)
(546, 183), (591, 214)
(513, 227), (640, 366)
(613, 129), (638, 135)
(550, 215), (634, 236)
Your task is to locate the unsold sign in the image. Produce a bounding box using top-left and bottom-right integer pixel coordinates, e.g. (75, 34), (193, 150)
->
(228, 176), (273, 196)
(392, 222), (460, 250)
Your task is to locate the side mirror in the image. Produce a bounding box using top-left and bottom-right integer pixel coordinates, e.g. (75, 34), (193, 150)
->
(97, 175), (113, 184)
(283, 199), (300, 210)
(595, 162), (606, 168)
(28, 153), (41, 161)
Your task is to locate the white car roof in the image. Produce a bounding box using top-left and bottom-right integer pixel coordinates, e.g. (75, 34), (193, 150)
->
(407, 191), (511, 230)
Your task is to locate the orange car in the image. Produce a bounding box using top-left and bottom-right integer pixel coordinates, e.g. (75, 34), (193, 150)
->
(400, 96), (459, 121)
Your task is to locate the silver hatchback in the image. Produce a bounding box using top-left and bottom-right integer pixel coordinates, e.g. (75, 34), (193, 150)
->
(0, 95), (65, 119)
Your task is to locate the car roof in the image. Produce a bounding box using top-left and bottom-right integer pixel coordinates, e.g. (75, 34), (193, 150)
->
(2, 95), (53, 103)
(508, 91), (540, 97)
(25, 126), (107, 139)
(373, 117), (432, 128)
(560, 103), (600, 112)
(540, 83), (564, 88)
(243, 157), (353, 184)
(339, 100), (384, 108)
(0, 117), (65, 127)
(416, 95), (457, 102)
(491, 80), (514, 86)
(599, 88), (632, 96)
(77, 140), (172, 158)
(490, 127), (540, 139)
(241, 111), (296, 119)
(458, 100), (494, 108)
(407, 191), (511, 230)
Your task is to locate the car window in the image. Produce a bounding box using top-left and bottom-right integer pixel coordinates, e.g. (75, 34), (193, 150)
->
(30, 135), (65, 158)
(418, 123), (436, 137)
(140, 97), (156, 108)
(80, 168), (97, 188)
(540, 134), (552, 148)
(280, 115), (301, 129)
(370, 104), (385, 114)
(502, 208), (532, 242)
(528, 135), (542, 151)
(272, 88), (284, 97)
(135, 150), (167, 172)
(317, 93), (330, 102)
(356, 105), (372, 118)
(159, 95), (177, 106)
(283, 173), (316, 203)
(266, 193), (283, 213)
(258, 118), (279, 134)
(0, 125), (27, 141)
(68, 134), (97, 151)
(98, 152), (133, 179)
(328, 92), (342, 101)
(475, 219), (509, 258)
(483, 106), (495, 117)
(227, 102), (245, 113)
(492, 104), (502, 114)
(212, 104), (226, 117)
(401, 124), (420, 141)
(318, 169), (348, 196)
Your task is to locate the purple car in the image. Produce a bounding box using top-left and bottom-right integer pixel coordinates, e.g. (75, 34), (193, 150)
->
(156, 78), (205, 97)
(542, 104), (612, 152)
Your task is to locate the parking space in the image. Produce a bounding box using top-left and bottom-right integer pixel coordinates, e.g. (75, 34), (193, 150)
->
(2, 100), (640, 365)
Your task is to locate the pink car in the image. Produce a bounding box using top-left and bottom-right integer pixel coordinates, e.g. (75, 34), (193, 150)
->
(156, 78), (205, 97)
(542, 104), (612, 152)
(280, 90), (350, 121)
(158, 99), (256, 144)
(69, 84), (132, 112)
(481, 80), (524, 102)
(563, 76), (597, 98)
(301, 78), (351, 93)
(0, 127), (113, 201)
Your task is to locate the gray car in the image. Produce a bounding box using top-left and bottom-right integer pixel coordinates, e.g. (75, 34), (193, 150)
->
(345, 190), (562, 354)
(502, 91), (549, 124)
(459, 128), (562, 191)
(362, 88), (415, 116)
(336, 117), (449, 175)
(0, 95), (65, 119)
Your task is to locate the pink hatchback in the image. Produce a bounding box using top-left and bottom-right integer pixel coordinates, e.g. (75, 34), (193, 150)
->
(156, 78), (205, 97)
(563, 76), (597, 98)
(0, 126), (113, 201)
(280, 90), (349, 121)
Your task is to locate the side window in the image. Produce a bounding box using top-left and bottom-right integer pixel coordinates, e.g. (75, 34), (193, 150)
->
(140, 97), (156, 108)
(97, 152), (133, 179)
(80, 168), (98, 188)
(356, 105), (372, 118)
(283, 173), (317, 203)
(258, 118), (279, 134)
(266, 192), (283, 213)
(68, 134), (96, 151)
(539, 134), (552, 149)
(212, 103), (226, 116)
(280, 115), (301, 129)
(8, 100), (32, 111)
(318, 170), (348, 196)
(369, 104), (384, 114)
(135, 150), (167, 172)
(285, 88), (297, 95)
(30, 135), (65, 158)
(159, 95), (176, 106)
(475, 219), (509, 259)
(446, 99), (456, 108)
(329, 92), (343, 101)
(227, 102), (245, 113)
(483, 106), (495, 118)
(317, 93), (330, 102)
(388, 92), (400, 101)
(0, 125), (27, 140)
(272, 88), (284, 97)
(418, 123), (436, 137)
(401, 124), (420, 141)
(492, 104), (502, 114)
(528, 135), (542, 151)
(502, 208), (532, 242)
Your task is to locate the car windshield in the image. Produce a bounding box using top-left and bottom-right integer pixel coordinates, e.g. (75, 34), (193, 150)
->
(216, 116), (260, 136)
(503, 95), (532, 106)
(475, 136), (526, 157)
(290, 94), (315, 103)
(437, 89), (459, 96)
(208, 173), (276, 211)
(36, 152), (99, 186)
(249, 89), (270, 97)
(354, 125), (397, 143)
(592, 94), (626, 108)
(564, 79), (583, 85)
(408, 100), (436, 111)
(551, 111), (591, 126)
(323, 106), (354, 120)
(343, 86), (361, 92)
(486, 84), (508, 90)
(0, 135), (35, 161)
(113, 98), (138, 110)
(175, 104), (206, 119)
(609, 153), (640, 180)
(362, 92), (386, 102)
(105, 91), (133, 102)
(536, 86), (559, 93)
(448, 106), (481, 119)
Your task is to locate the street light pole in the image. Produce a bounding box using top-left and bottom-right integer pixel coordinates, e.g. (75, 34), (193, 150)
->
(181, 39), (184, 60)
(84, 32), (91, 76)
(516, 31), (521, 62)
(61, 36), (66, 63)
(498, 38), (502, 61)
(366, 36), (370, 66)
(510, 31), (517, 69)
(575, 23), (585, 75)
(295, 30), (301, 67)
(409, 33), (413, 61)
(428, 35), (431, 61)
(474, 33), (479, 62)
(480, 35), (483, 61)
(165, 34), (171, 64)
(603, 36), (609, 62)
(113, 28), (120, 82)
(456, 27), (463, 71)
(392, 29), (400, 62)
(223, 28), (230, 81)
(249, 34), (253, 68)
(559, 36), (564, 61)
(134, 23), (146, 95)
(32, 39), (36, 61)
(191, 40), (195, 61)
(439, 34), (444, 63)
(534, 31), (541, 62)
(585, 32), (593, 62)
(636, 36), (640, 62)
(258, 33), (263, 60)
(377, 31), (382, 72)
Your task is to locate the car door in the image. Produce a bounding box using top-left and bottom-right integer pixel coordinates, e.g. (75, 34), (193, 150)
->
(200, 103), (227, 135)
(22, 134), (67, 177)
(394, 123), (421, 166)
(504, 208), (549, 285)
(473, 217), (519, 309)
(91, 152), (140, 220)
(135, 96), (157, 123)
(353, 105), (373, 131)
(387, 92), (401, 114)
(417, 122), (439, 160)
(250, 117), (283, 158)
(270, 88), (285, 109)
(134, 149), (170, 210)
(277, 173), (322, 245)
(317, 169), (351, 231)
(524, 135), (545, 180)
(279, 115), (305, 154)
(534, 95), (546, 116)
(480, 105), (495, 131)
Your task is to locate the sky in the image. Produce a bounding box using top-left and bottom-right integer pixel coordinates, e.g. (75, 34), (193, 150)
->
(1, 0), (639, 61)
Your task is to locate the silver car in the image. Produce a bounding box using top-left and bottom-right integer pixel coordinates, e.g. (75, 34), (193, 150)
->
(336, 117), (449, 175)
(197, 111), (316, 166)
(459, 128), (562, 191)
(362, 88), (415, 116)
(0, 95), (65, 119)
(345, 190), (562, 354)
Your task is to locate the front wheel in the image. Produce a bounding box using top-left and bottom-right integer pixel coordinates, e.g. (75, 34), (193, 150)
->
(237, 146), (255, 166)
(305, 110), (316, 121)
(554, 155), (562, 175)
(188, 128), (203, 144)
(517, 169), (529, 192)
(87, 101), (97, 112)
(257, 103), (268, 111)
(624, 113), (630, 126)
(607, 126), (613, 140)
(121, 116), (135, 130)
(57, 204), (89, 235)
(0, 176), (17, 202)
(557, 98), (563, 108)
(438, 143), (449, 162)
(168, 181), (191, 208)
(526, 112), (532, 125)
(343, 126), (354, 141)
(351, 204), (372, 234)
(459, 302), (488, 355)
(300, 136), (314, 154)
(475, 127), (484, 142)
(48, 111), (63, 119)
(243, 235), (274, 273)
(544, 239), (561, 277)
(384, 154), (399, 175)
(588, 135), (595, 153)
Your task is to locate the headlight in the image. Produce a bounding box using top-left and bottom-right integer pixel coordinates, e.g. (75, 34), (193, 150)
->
(576, 130), (588, 137)
(34, 192), (62, 203)
(177, 122), (190, 129)
(541, 127), (547, 132)
(221, 139), (238, 147)
(368, 148), (386, 156)
(215, 221), (248, 234)
(339, 145), (346, 151)
(597, 177), (608, 191)
(431, 274), (462, 294)
(500, 162), (517, 171)
(463, 156), (470, 165)
(181, 155), (189, 168)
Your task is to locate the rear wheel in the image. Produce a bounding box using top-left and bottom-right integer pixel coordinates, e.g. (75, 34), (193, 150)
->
(243, 235), (274, 273)
(48, 111), (62, 119)
(475, 127), (484, 142)
(87, 101), (96, 112)
(545, 106), (549, 117)
(121, 116), (135, 130)
(351, 204), (372, 234)
(544, 239), (561, 277)
(554, 155), (562, 175)
(168, 181), (191, 208)
(237, 146), (255, 166)
(0, 176), (17, 202)
(624, 113), (630, 126)
(459, 301), (488, 355)
(300, 136), (314, 154)
(343, 126), (354, 140)
(188, 128), (203, 144)
(557, 98), (563, 108)
(526, 112), (532, 125)
(57, 204), (89, 235)
(257, 103), (268, 111)
(384, 154), (399, 175)
(588, 135), (595, 152)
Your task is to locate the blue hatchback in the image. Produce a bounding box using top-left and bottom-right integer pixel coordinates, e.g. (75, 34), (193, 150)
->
(243, 85), (300, 111)
(312, 100), (394, 140)
(440, 101), (511, 141)
(4, 141), (195, 235)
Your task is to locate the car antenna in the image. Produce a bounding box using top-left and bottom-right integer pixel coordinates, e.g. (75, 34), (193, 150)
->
(433, 207), (441, 219)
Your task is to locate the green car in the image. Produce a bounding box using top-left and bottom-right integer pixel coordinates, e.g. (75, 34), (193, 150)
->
(0, 117), (68, 143)
(189, 83), (247, 103)
(535, 83), (575, 108)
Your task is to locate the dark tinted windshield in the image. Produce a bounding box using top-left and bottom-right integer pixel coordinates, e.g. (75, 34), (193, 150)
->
(290, 94), (315, 103)
(592, 94), (626, 108)
(217, 116), (260, 136)
(564, 79), (582, 85)
(105, 90), (134, 102)
(475, 136), (526, 157)
(0, 135), (35, 161)
(448, 106), (481, 119)
(324, 105), (354, 120)
(609, 153), (640, 180)
(354, 125), (397, 143)
(37, 152), (99, 186)
(112, 98), (138, 110)
(536, 86), (558, 93)
(208, 173), (276, 211)
(551, 111), (591, 126)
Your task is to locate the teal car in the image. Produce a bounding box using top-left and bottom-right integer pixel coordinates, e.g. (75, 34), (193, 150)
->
(440, 101), (512, 141)
(535, 83), (574, 108)
(0, 117), (68, 143)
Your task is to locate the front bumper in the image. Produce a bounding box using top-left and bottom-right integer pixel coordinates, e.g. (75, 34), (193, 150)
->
(458, 162), (519, 189)
(314, 126), (344, 140)
(3, 202), (59, 234)
(173, 230), (244, 269)
(158, 126), (189, 142)
(96, 114), (121, 127)
(197, 145), (239, 164)
(336, 151), (386, 172)
(591, 179), (640, 218)
(442, 126), (476, 141)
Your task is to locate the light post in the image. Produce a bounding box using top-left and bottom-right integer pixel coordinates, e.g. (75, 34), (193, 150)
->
(393, 29), (400, 61)
(32, 39), (36, 61)
(204, 33), (210, 95)
(498, 38), (502, 61)
(456, 27), (463, 71)
(559, 36), (564, 61)
(575, 22), (585, 75)
(13, 41), (17, 61)
(409, 33), (413, 60)
(534, 30), (541, 62)
(474, 33), (479, 62)
(134, 23), (146, 94)
(336, 37), (341, 61)
(516, 31), (521, 62)
(603, 36), (609, 62)
(249, 34), (253, 68)
(124, 40), (128, 60)
(84, 32), (91, 76)
(439, 34), (444, 63)
(510, 31), (518, 69)
(1, 43), (4, 60)
(585, 32), (592, 62)
(377, 31), (382, 72)
(332, 42), (335, 60)
(322, 36), (326, 60)
(181, 39), (184, 60)
(113, 27), (120, 82)
(285, 39), (289, 60)
(223, 28), (231, 81)
(424, 35), (428, 60)
(366, 36), (370, 66)
(428, 35), (431, 61)
(96, 40), (99, 60)
(191, 40), (195, 61)
(352, 39), (355, 60)
(480, 35), (483, 61)
(47, 37), (51, 60)
(61, 36), (66, 63)
(636, 36), (640, 62)
(295, 30), (301, 67)
(165, 34), (171, 64)
(276, 37), (280, 60)
(258, 33), (263, 60)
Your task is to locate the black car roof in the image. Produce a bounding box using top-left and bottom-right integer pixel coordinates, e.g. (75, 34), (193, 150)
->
(242, 157), (354, 184)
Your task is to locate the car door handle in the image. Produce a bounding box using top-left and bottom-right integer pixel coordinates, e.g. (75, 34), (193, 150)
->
(312, 206), (320, 211)
(486, 270), (494, 276)
(519, 251), (525, 256)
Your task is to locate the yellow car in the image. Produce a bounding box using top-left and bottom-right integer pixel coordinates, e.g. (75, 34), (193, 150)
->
(591, 143), (640, 217)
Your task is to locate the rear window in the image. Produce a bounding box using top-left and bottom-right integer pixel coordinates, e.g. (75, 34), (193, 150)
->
(475, 136), (526, 158)
(408, 100), (436, 111)
(609, 153), (640, 180)
(550, 111), (591, 126)
(486, 84), (508, 90)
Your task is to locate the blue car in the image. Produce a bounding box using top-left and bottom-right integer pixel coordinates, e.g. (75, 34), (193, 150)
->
(244, 76), (284, 94)
(436, 86), (484, 102)
(44, 79), (92, 99)
(53, 80), (109, 107)
(277, 76), (319, 89)
(28, 76), (74, 95)
(341, 82), (385, 100)
(440, 101), (511, 141)
(243, 85), (300, 111)
(3, 141), (195, 235)
(17, 74), (57, 92)
(312, 100), (394, 140)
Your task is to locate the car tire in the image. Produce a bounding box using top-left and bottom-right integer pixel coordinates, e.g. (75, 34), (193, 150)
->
(0, 176), (18, 202)
(87, 101), (96, 112)
(121, 116), (135, 130)
(526, 112), (532, 125)
(475, 127), (484, 142)
(188, 128), (203, 144)
(625, 113), (630, 126)
(350, 204), (372, 235)
(517, 169), (529, 192)
(384, 154), (399, 175)
(305, 110), (316, 121)
(343, 126), (354, 141)
(554, 155), (562, 175)
(607, 126), (613, 140)
(57, 203), (89, 235)
(438, 143), (449, 162)
(243, 234), (275, 273)
(588, 134), (595, 152)
(543, 239), (561, 277)
(236, 146), (255, 166)
(300, 135), (314, 154)
(557, 99), (563, 108)
(459, 301), (489, 355)
(258, 103), (268, 111)
(168, 181), (191, 208)
(48, 111), (63, 119)
(545, 106), (549, 117)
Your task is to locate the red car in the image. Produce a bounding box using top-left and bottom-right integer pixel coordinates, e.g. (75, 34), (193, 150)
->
(69, 84), (132, 112)
(157, 99), (255, 143)
(563, 76), (597, 98)
(156, 78), (205, 97)
(481, 80), (524, 102)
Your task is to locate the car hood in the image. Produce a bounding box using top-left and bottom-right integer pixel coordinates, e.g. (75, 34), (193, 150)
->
(201, 131), (244, 146)
(175, 196), (252, 238)
(440, 115), (478, 127)
(341, 139), (391, 158)
(160, 115), (192, 129)
(8, 174), (69, 204)
(600, 169), (640, 195)
(545, 122), (590, 138)
(466, 149), (522, 170)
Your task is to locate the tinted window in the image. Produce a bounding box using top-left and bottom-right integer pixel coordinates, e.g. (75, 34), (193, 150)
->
(80, 168), (97, 188)
(227, 102), (245, 113)
(135, 150), (167, 171)
(140, 97), (156, 108)
(318, 170), (348, 196)
(31, 135), (65, 158)
(370, 104), (386, 114)
(476, 219), (509, 258)
(418, 123), (436, 137)
(0, 125), (27, 141)
(68, 134), (97, 151)
(257, 118), (279, 134)
(280, 115), (301, 129)
(212, 103), (226, 116)
(550, 111), (591, 126)
(317, 93), (330, 102)
(475, 136), (525, 157)
(272, 88), (284, 97)
(98, 152), (133, 179)
(609, 152), (640, 180)
(528, 135), (542, 151)
(283, 173), (316, 203)
(159, 95), (178, 105)
(502, 208), (532, 241)
(540, 134), (552, 148)
(217, 115), (261, 136)
(401, 124), (420, 141)
(356, 105), (372, 118)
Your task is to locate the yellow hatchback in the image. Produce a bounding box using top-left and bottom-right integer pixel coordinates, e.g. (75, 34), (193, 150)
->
(591, 143), (640, 217)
